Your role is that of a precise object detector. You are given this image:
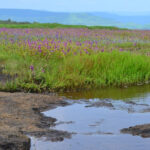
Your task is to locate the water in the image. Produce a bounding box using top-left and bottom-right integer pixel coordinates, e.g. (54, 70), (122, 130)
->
(30, 85), (150, 150)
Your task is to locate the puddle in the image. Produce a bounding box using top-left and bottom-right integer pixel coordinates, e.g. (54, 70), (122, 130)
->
(30, 85), (150, 150)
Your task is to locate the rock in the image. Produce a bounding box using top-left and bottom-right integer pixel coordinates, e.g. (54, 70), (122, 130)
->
(121, 124), (150, 138)
(0, 133), (30, 150)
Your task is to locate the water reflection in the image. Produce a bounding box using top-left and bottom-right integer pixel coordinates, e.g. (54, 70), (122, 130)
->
(30, 85), (150, 150)
(59, 84), (150, 100)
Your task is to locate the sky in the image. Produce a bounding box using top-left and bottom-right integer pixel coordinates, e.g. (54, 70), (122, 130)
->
(1, 0), (150, 12)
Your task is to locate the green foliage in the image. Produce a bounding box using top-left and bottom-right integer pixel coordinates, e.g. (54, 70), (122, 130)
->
(0, 27), (150, 92)
(1, 49), (150, 92)
(0, 22), (124, 30)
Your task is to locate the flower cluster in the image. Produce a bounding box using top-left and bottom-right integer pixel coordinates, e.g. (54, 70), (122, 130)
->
(0, 28), (150, 58)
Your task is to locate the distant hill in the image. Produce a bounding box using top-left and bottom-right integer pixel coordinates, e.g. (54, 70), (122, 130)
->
(0, 9), (150, 29)
(91, 12), (150, 25)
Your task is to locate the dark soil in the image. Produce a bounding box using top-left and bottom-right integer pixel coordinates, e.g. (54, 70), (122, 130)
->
(121, 124), (150, 138)
(0, 92), (71, 150)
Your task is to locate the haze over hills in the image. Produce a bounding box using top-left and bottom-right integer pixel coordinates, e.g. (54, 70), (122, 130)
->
(0, 9), (150, 29)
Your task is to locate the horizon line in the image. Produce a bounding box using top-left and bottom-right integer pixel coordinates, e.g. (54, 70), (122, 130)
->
(0, 8), (150, 14)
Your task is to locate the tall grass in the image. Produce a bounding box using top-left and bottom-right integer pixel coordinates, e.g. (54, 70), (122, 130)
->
(1, 49), (150, 92)
(0, 28), (150, 92)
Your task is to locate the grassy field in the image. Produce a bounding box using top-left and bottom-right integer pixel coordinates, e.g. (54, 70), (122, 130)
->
(0, 21), (123, 30)
(0, 27), (150, 92)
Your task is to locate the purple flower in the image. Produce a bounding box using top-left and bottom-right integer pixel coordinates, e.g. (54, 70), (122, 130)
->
(101, 49), (104, 52)
(38, 44), (42, 53)
(76, 42), (82, 46)
(64, 42), (68, 48)
(67, 48), (70, 53)
(39, 49), (42, 53)
(74, 52), (77, 55)
(62, 50), (67, 55)
(42, 69), (45, 73)
(120, 48), (123, 51)
(30, 65), (34, 71)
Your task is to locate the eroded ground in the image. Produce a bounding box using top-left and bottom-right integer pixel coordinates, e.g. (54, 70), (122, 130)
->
(121, 123), (150, 138)
(1, 85), (150, 150)
(0, 92), (71, 150)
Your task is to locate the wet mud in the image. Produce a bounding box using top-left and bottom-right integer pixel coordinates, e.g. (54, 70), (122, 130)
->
(121, 124), (150, 138)
(1, 85), (150, 150)
(0, 92), (71, 150)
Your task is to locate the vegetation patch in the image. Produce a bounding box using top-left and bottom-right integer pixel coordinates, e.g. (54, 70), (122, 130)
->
(0, 27), (150, 92)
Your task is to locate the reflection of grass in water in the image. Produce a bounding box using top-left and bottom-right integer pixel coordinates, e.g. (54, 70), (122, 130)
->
(60, 84), (150, 100)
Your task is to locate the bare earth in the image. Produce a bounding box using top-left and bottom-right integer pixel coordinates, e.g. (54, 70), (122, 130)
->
(121, 124), (150, 138)
(0, 92), (71, 150)
(0, 91), (150, 150)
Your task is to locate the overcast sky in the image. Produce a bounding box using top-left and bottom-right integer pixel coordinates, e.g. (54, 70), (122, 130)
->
(1, 0), (150, 12)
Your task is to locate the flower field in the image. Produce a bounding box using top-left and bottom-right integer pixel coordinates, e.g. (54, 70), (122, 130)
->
(0, 28), (150, 92)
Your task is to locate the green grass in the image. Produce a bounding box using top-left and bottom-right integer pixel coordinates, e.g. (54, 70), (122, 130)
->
(0, 26), (149, 92)
(0, 22), (124, 30)
(1, 50), (150, 92)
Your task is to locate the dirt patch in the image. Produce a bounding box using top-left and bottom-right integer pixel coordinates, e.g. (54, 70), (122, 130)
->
(0, 132), (30, 150)
(0, 92), (71, 150)
(121, 124), (150, 138)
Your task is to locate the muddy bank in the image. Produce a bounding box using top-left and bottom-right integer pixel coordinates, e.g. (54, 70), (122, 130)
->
(0, 92), (71, 150)
(121, 124), (150, 138)
(1, 90), (150, 150)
